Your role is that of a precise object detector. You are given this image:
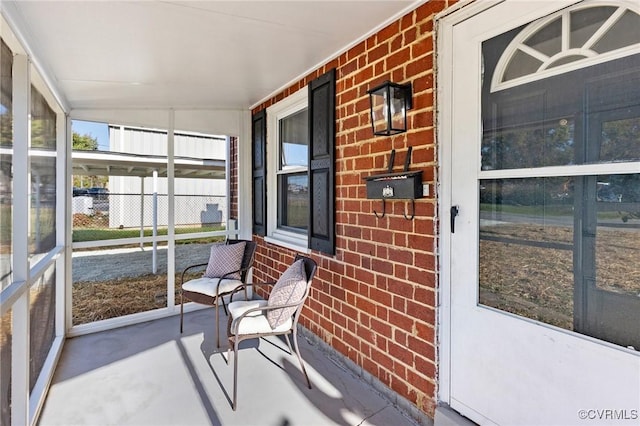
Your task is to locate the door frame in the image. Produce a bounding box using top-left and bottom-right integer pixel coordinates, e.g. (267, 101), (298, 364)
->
(434, 0), (584, 407)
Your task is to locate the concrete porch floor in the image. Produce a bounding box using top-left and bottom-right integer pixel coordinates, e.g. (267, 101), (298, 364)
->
(38, 307), (428, 426)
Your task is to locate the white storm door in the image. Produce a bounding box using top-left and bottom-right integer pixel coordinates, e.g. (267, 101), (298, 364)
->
(446, 1), (640, 425)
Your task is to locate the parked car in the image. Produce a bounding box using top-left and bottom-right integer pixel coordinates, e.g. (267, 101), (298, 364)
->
(87, 187), (109, 200)
(73, 187), (89, 197)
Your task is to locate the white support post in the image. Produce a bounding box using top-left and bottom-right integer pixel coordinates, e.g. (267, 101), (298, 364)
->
(140, 177), (145, 250)
(167, 110), (175, 308)
(12, 53), (31, 426)
(58, 113), (71, 337)
(152, 170), (158, 274)
(237, 110), (252, 240)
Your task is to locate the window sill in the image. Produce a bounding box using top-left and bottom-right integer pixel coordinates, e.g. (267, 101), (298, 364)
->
(264, 232), (310, 254)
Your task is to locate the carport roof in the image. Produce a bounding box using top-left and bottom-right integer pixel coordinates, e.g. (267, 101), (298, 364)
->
(72, 150), (225, 179)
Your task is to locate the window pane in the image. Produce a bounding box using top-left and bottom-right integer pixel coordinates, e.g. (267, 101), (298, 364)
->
(594, 174), (640, 296)
(278, 173), (308, 232)
(503, 49), (543, 82)
(279, 109), (308, 170)
(482, 116), (575, 170)
(1, 39), (13, 290)
(1, 308), (11, 425)
(29, 264), (56, 392)
(479, 177), (575, 329)
(480, 175), (640, 349)
(30, 87), (57, 261)
(570, 6), (616, 49)
(599, 115), (640, 163)
(592, 10), (640, 54)
(524, 17), (562, 57)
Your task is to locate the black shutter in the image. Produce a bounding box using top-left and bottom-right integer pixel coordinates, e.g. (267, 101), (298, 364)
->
(252, 109), (267, 236)
(308, 69), (336, 255)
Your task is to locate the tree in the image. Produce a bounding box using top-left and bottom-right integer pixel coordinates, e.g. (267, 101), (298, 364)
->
(72, 132), (107, 188)
(73, 132), (98, 151)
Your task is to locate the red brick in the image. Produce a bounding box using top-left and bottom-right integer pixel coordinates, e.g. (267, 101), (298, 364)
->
(371, 258), (393, 275)
(390, 280), (413, 300)
(413, 35), (433, 59)
(377, 305), (389, 321)
(391, 299), (407, 316)
(407, 335), (435, 361)
(400, 11), (415, 31)
(388, 247), (413, 264)
(389, 310), (413, 330)
(409, 269), (435, 289)
(388, 341), (414, 366)
(415, 251), (435, 270)
(407, 370), (435, 398)
(367, 43), (390, 64)
(395, 328), (408, 346)
(391, 68), (406, 84)
(393, 362), (407, 381)
(407, 300), (435, 325)
(377, 21), (400, 44)
(414, 320), (435, 342)
(390, 376), (410, 400)
(347, 41), (366, 61)
(407, 234), (433, 251)
(376, 245), (388, 259)
(386, 46), (411, 71)
(343, 331), (361, 351)
(416, 1), (446, 21)
(331, 311), (347, 328)
(370, 287), (392, 306)
(355, 295), (376, 315)
(371, 346), (394, 371)
(354, 267), (374, 284)
(340, 86), (358, 104)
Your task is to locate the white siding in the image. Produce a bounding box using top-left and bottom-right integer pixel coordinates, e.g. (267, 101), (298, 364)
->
(108, 126), (227, 228)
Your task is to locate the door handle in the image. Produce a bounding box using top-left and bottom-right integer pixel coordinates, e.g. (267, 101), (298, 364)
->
(451, 205), (459, 233)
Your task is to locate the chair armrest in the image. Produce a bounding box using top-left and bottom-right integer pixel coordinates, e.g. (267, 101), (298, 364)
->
(228, 281), (276, 298)
(180, 262), (208, 285)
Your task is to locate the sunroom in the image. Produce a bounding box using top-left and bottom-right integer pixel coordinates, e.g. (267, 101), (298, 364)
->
(2, 1), (639, 426)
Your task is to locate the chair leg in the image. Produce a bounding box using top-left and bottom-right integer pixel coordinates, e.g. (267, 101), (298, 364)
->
(220, 297), (229, 316)
(215, 300), (220, 348)
(233, 337), (239, 411)
(226, 316), (233, 364)
(292, 327), (311, 389)
(179, 292), (184, 333)
(284, 332), (293, 354)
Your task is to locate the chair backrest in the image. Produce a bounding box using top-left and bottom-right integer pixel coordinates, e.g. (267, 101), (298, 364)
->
(295, 254), (317, 285)
(227, 239), (257, 282)
(291, 255), (317, 324)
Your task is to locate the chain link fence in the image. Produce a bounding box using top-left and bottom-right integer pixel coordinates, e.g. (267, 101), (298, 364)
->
(72, 193), (227, 242)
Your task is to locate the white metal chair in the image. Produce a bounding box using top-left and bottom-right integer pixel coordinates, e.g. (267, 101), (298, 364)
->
(225, 255), (317, 410)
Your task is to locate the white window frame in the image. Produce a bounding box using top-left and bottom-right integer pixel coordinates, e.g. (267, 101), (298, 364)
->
(264, 88), (310, 252)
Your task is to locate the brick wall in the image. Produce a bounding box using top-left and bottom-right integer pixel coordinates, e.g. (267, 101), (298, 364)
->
(250, 1), (455, 418)
(229, 136), (238, 221)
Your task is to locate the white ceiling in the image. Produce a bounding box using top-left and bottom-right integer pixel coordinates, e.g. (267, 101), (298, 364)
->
(5, 1), (417, 112)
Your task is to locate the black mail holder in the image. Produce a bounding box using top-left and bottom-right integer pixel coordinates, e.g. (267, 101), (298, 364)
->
(364, 170), (423, 200)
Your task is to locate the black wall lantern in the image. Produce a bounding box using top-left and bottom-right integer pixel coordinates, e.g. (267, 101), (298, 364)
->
(367, 80), (413, 136)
